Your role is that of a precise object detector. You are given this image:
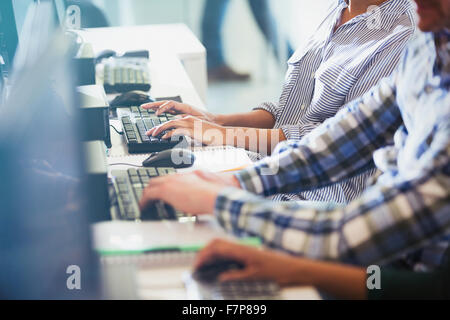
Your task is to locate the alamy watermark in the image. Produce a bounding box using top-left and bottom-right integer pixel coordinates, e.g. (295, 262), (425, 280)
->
(64, 5), (81, 30)
(367, 265), (381, 290)
(66, 265), (81, 290)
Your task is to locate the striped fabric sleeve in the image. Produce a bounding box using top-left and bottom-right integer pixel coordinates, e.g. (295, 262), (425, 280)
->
(253, 101), (282, 119)
(215, 148), (450, 266)
(234, 74), (402, 197)
(279, 125), (302, 141)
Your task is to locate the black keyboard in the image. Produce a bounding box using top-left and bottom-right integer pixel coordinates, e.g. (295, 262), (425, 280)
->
(103, 59), (151, 94)
(120, 106), (187, 154)
(110, 167), (194, 222)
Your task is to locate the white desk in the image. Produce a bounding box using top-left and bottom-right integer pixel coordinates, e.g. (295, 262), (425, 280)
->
(77, 24), (207, 103)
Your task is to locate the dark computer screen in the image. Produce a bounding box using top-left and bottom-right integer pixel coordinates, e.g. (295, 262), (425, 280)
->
(0, 1), (101, 299)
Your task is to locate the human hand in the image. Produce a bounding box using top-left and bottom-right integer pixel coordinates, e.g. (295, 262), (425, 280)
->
(194, 239), (308, 286)
(141, 100), (217, 122)
(146, 116), (226, 146)
(138, 171), (226, 215)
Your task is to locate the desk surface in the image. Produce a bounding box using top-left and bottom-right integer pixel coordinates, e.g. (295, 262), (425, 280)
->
(77, 24), (207, 102)
(136, 265), (321, 300)
(78, 24), (205, 60)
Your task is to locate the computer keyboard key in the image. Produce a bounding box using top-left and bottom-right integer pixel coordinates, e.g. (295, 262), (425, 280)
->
(130, 176), (141, 184)
(118, 184), (129, 193)
(157, 168), (174, 176)
(143, 119), (153, 130)
(122, 117), (132, 125)
(120, 194), (132, 204)
(138, 169), (149, 176)
(146, 168), (158, 177)
(128, 169), (138, 176)
(116, 177), (127, 184)
(124, 208), (137, 220)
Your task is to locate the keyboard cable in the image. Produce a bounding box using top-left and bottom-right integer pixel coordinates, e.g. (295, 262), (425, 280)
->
(109, 163), (143, 168)
(110, 124), (124, 135)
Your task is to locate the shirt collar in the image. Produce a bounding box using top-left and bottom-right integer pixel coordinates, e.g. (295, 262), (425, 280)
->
(433, 29), (450, 86)
(337, 0), (415, 31)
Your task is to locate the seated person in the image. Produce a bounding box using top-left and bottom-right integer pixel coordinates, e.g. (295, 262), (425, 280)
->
(139, 0), (450, 271)
(143, 0), (416, 203)
(194, 239), (450, 300)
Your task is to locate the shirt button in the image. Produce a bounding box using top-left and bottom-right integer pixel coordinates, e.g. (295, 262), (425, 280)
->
(301, 104), (306, 110)
(311, 72), (315, 79)
(425, 85), (433, 94)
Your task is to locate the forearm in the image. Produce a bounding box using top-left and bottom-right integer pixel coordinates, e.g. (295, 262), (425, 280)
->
(215, 110), (276, 129)
(221, 127), (286, 154)
(368, 268), (450, 300)
(291, 259), (367, 300)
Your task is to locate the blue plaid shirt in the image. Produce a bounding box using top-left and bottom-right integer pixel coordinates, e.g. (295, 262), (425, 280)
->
(214, 30), (450, 269)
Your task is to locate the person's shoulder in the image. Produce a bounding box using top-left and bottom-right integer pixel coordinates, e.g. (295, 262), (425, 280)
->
(404, 30), (434, 55)
(382, 0), (417, 33)
(394, 30), (434, 77)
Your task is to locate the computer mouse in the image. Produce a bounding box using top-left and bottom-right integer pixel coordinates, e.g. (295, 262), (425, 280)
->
(95, 49), (117, 63)
(193, 258), (245, 283)
(110, 91), (154, 107)
(142, 148), (195, 169)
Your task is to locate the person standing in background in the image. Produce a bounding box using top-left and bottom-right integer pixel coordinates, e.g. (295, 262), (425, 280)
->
(202, 0), (292, 81)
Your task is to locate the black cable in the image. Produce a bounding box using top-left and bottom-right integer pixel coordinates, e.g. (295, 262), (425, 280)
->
(110, 124), (124, 135)
(109, 163), (143, 168)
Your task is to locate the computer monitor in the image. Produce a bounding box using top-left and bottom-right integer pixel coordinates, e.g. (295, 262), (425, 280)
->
(0, 1), (101, 299)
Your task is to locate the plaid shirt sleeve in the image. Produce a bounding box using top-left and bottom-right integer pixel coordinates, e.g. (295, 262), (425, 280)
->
(234, 76), (402, 197)
(215, 70), (450, 266)
(215, 138), (450, 266)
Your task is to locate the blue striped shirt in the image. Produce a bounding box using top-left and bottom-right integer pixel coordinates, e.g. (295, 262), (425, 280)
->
(256, 0), (416, 203)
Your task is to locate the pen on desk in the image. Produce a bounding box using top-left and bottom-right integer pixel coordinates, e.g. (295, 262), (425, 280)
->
(220, 165), (250, 173)
(156, 101), (171, 114)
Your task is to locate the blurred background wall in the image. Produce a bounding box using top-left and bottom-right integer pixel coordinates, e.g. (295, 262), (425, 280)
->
(89, 0), (334, 114)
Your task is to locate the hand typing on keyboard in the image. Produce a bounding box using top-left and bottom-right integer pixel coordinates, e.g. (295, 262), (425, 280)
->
(146, 115), (227, 146)
(194, 239), (306, 287)
(120, 106), (188, 153)
(141, 100), (217, 122)
(139, 171), (239, 215)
